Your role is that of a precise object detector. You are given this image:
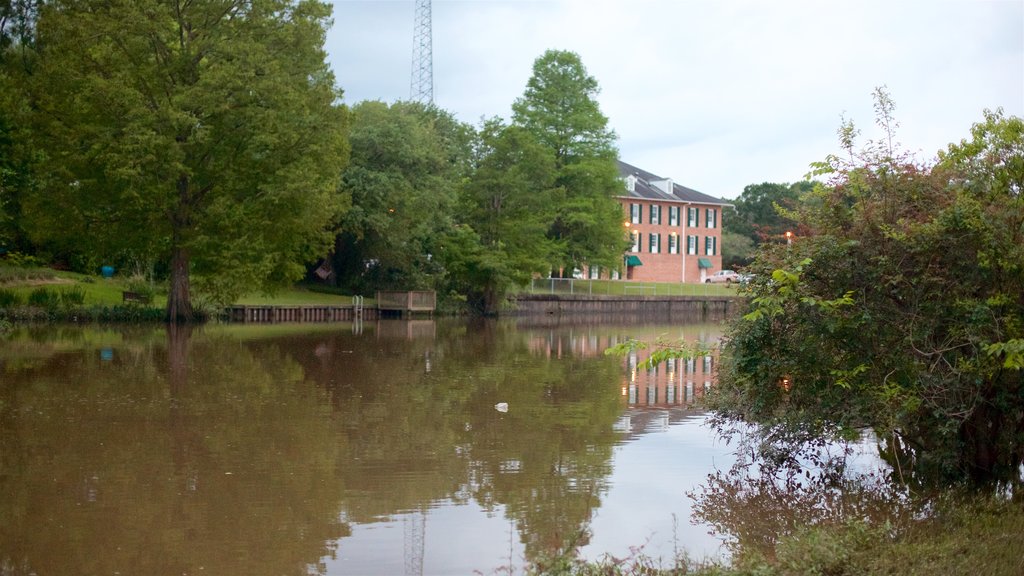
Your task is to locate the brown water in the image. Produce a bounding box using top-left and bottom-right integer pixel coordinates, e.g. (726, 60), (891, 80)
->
(0, 317), (742, 575)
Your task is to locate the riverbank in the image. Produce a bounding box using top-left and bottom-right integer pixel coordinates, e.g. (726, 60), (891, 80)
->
(535, 495), (1024, 575)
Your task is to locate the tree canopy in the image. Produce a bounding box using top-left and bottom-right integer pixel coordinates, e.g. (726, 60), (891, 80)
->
(22, 0), (349, 321)
(511, 49), (626, 276)
(443, 118), (558, 314)
(332, 100), (470, 295)
(715, 97), (1024, 486)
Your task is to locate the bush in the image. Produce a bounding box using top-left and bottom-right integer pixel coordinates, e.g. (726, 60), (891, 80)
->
(124, 276), (157, 305)
(0, 288), (21, 308)
(59, 286), (86, 307)
(27, 287), (61, 310)
(2, 251), (45, 268)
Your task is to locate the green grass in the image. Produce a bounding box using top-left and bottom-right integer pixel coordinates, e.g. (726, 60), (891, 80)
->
(519, 278), (742, 297)
(232, 287), (359, 306)
(0, 266), (364, 309)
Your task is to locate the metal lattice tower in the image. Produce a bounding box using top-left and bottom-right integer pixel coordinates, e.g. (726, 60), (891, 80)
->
(410, 0), (433, 104)
(404, 508), (426, 576)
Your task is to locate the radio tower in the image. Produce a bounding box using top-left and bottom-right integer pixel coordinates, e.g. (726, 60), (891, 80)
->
(410, 0), (433, 104)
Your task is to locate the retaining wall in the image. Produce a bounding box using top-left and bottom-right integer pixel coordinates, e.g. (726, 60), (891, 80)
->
(510, 293), (743, 317)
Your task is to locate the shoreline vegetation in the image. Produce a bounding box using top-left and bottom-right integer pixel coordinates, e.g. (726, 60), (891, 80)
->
(0, 263), (740, 325)
(527, 494), (1023, 575)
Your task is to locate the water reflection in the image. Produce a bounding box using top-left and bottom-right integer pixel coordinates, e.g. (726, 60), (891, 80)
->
(0, 317), (740, 574)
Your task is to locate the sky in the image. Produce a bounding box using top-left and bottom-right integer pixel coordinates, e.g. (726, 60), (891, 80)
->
(324, 0), (1024, 200)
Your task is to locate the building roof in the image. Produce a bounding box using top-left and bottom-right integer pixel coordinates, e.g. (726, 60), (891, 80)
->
(616, 159), (731, 207)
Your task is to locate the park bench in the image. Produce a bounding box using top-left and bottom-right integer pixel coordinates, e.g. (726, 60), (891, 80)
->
(122, 291), (152, 304)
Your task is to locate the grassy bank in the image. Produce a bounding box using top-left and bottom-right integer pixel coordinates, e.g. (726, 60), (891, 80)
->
(0, 266), (358, 309)
(530, 496), (1024, 576)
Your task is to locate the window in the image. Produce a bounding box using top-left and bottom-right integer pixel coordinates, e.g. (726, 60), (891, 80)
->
(705, 235), (717, 255)
(703, 355), (713, 373)
(687, 235), (698, 255)
(631, 231), (640, 252)
(688, 207), (699, 227)
(649, 204), (661, 225)
(668, 233), (678, 254)
(706, 208), (717, 229)
(669, 206), (679, 226)
(630, 203), (641, 224)
(611, 269), (620, 280)
(589, 265), (600, 279)
(649, 233), (660, 254)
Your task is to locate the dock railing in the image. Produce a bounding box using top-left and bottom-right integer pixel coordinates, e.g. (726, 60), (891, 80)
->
(376, 290), (436, 316)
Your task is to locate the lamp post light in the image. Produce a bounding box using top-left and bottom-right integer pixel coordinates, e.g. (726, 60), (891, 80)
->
(785, 230), (793, 245)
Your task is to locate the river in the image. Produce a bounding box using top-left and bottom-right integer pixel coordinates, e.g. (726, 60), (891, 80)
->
(0, 316), (876, 575)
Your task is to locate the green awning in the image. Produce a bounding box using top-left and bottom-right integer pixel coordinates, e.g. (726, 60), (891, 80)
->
(697, 258), (713, 269)
(625, 255), (643, 266)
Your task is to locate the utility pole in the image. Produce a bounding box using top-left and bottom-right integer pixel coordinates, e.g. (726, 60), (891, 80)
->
(410, 0), (433, 104)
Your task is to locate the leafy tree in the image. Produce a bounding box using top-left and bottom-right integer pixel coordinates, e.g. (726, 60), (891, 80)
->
(721, 231), (755, 269)
(443, 119), (558, 314)
(512, 50), (625, 276)
(0, 0), (39, 255)
(724, 181), (810, 248)
(333, 100), (470, 294)
(714, 96), (1024, 486)
(23, 0), (349, 321)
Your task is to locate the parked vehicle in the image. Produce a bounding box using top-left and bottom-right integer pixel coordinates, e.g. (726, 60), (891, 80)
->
(706, 270), (740, 283)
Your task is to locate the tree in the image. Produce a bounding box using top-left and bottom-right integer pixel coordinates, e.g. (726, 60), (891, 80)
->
(24, 0), (349, 321)
(443, 118), (558, 314)
(0, 0), (40, 255)
(721, 231), (755, 269)
(333, 100), (469, 294)
(724, 181), (810, 247)
(511, 50), (625, 276)
(714, 95), (1024, 485)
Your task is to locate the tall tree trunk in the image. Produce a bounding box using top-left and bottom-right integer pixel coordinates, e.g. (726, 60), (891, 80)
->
(167, 244), (194, 323)
(482, 283), (500, 317)
(167, 175), (195, 323)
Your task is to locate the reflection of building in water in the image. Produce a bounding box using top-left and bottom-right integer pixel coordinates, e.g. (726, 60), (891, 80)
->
(524, 325), (721, 409)
(624, 347), (716, 408)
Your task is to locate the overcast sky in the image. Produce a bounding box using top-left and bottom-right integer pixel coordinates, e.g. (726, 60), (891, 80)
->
(325, 0), (1024, 200)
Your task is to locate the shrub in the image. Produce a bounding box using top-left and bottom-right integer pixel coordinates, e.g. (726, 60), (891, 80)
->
(124, 276), (156, 305)
(58, 287), (86, 308)
(0, 288), (21, 308)
(28, 287), (60, 310)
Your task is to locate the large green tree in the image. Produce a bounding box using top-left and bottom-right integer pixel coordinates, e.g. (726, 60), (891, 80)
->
(724, 181), (811, 246)
(511, 50), (625, 276)
(715, 98), (1024, 485)
(0, 0), (39, 254)
(443, 119), (558, 314)
(24, 0), (349, 321)
(333, 100), (469, 294)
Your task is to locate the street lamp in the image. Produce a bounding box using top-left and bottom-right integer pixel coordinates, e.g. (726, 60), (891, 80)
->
(785, 230), (793, 245)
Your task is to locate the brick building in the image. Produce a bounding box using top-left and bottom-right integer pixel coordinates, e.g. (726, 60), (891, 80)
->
(614, 160), (732, 283)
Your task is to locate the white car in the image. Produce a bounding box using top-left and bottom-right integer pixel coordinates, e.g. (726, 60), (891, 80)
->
(706, 270), (740, 283)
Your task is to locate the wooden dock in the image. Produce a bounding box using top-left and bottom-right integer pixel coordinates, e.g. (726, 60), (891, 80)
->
(225, 291), (436, 323)
(376, 290), (436, 317)
(226, 305), (374, 323)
